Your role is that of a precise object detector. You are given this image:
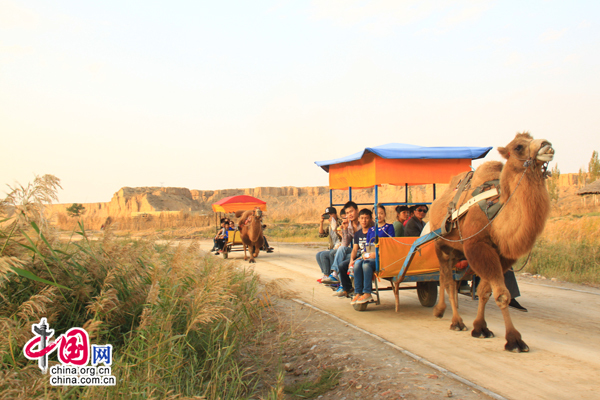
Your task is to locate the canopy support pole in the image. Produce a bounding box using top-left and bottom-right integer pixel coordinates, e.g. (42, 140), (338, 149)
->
(374, 185), (380, 305)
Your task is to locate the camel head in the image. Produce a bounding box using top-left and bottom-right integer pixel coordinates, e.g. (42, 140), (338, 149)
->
(253, 208), (263, 223)
(498, 132), (555, 176)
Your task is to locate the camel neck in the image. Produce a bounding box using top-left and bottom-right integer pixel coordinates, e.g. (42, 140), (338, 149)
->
(494, 165), (550, 259)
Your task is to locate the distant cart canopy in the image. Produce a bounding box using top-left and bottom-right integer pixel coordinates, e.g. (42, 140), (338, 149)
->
(211, 195), (267, 213)
(315, 143), (492, 189)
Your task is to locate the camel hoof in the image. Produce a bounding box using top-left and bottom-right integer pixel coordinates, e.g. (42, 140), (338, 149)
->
(471, 328), (494, 338)
(433, 308), (445, 319)
(249, 259), (256, 264)
(450, 322), (467, 331)
(505, 339), (529, 353)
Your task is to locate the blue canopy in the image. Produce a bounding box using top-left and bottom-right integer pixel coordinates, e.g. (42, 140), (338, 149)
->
(315, 143), (492, 172)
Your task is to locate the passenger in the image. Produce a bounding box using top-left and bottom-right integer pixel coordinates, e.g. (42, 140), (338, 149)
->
(331, 201), (361, 297)
(373, 204), (395, 238)
(349, 206), (392, 305)
(322, 210), (351, 285)
(262, 236), (274, 253)
(404, 207), (414, 226)
(393, 205), (410, 237)
(212, 218), (227, 251)
(404, 204), (428, 236)
(316, 207), (342, 283)
(214, 221), (231, 254)
(343, 208), (373, 301)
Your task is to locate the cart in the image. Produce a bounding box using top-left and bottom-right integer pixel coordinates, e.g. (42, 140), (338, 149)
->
(315, 143), (492, 311)
(212, 195), (267, 259)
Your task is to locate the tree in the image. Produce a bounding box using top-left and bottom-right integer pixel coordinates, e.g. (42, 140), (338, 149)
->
(66, 203), (86, 218)
(578, 167), (587, 188)
(589, 150), (600, 182)
(547, 163), (560, 202)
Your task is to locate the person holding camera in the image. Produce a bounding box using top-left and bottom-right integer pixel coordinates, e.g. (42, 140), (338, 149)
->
(316, 206), (341, 283)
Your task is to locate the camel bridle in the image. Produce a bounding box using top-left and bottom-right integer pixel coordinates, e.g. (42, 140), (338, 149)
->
(510, 141), (553, 179)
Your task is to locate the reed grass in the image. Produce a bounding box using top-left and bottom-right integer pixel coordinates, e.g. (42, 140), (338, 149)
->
(0, 176), (285, 399)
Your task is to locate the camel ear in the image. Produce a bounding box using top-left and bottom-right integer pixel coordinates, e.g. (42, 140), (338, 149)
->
(498, 146), (510, 160)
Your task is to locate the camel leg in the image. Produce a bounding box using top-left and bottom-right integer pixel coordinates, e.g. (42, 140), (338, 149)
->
(499, 257), (528, 352)
(253, 244), (260, 258)
(243, 244), (248, 261)
(433, 244), (449, 319)
(253, 237), (263, 259)
(464, 241), (528, 352)
(393, 281), (400, 313)
(444, 251), (467, 331)
(248, 245), (256, 263)
(471, 279), (494, 338)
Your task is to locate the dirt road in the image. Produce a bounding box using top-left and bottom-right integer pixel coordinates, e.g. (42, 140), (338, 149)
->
(202, 241), (600, 400)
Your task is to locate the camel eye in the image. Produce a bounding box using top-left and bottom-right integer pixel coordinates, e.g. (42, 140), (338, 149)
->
(515, 145), (523, 152)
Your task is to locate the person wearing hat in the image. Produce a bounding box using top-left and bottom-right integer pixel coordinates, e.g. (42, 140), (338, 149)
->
(316, 206), (342, 282)
(393, 205), (410, 237)
(404, 204), (429, 237)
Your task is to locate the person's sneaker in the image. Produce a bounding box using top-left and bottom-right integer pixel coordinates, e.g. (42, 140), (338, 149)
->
(321, 274), (339, 284)
(336, 290), (350, 298)
(333, 286), (344, 296)
(357, 293), (373, 304)
(509, 299), (528, 312)
(350, 294), (361, 305)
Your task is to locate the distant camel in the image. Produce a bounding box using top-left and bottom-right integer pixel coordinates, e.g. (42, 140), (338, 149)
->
(236, 208), (264, 263)
(429, 132), (554, 352)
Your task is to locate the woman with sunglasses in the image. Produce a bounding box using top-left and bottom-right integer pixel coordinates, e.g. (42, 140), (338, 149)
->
(404, 204), (429, 237)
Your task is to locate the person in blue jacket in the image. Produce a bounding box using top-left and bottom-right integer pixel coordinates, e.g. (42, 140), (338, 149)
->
(351, 205), (394, 305)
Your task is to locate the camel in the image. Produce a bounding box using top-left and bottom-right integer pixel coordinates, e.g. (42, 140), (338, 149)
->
(428, 132), (554, 352)
(236, 208), (264, 263)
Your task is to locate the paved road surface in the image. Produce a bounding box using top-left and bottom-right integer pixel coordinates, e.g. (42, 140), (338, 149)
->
(201, 240), (600, 400)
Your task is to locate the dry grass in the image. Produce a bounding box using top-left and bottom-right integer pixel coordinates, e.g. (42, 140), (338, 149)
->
(0, 175), (283, 399)
(522, 214), (600, 286)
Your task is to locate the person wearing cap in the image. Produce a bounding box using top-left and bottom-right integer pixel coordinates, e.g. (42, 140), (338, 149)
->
(393, 205), (410, 237)
(404, 204), (429, 236)
(316, 206), (342, 282)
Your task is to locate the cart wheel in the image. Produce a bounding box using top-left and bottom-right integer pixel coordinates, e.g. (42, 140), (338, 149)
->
(417, 281), (438, 307)
(353, 303), (368, 312)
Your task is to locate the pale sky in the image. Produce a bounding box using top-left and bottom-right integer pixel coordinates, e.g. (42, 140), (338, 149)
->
(1, 1), (599, 203)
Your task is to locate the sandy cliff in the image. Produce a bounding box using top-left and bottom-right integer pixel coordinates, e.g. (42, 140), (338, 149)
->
(49, 173), (592, 230)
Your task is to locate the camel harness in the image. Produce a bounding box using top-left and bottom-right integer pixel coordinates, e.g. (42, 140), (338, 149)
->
(441, 171), (503, 236)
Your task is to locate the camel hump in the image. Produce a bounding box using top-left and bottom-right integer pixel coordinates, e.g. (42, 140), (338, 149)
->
(235, 210), (248, 218)
(470, 161), (503, 188)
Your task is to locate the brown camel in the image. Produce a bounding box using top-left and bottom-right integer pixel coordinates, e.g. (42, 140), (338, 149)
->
(236, 208), (264, 263)
(428, 132), (554, 352)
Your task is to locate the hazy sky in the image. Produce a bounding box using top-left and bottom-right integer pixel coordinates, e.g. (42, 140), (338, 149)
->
(1, 1), (599, 203)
